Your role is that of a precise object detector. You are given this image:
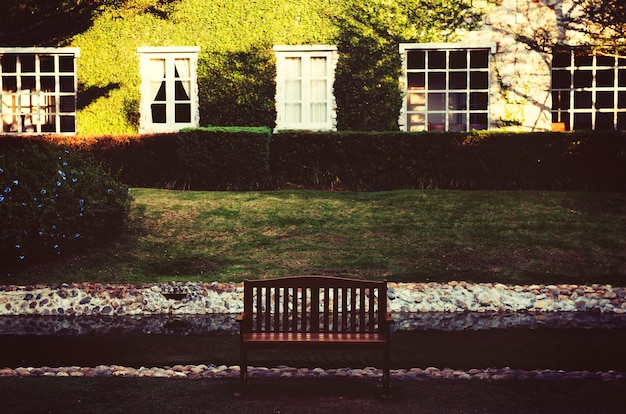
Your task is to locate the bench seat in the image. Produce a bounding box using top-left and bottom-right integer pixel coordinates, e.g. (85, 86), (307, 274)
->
(242, 332), (389, 346)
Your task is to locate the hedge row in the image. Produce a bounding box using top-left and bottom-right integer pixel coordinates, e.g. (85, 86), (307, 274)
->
(5, 130), (625, 192)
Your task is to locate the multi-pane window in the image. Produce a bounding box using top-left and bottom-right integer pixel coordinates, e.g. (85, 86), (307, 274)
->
(400, 44), (494, 132)
(552, 48), (626, 130)
(138, 47), (199, 133)
(0, 48), (79, 134)
(274, 46), (337, 130)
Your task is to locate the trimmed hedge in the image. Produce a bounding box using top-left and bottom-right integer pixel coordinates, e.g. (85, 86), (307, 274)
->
(79, 127), (272, 190)
(12, 130), (623, 192)
(270, 131), (626, 191)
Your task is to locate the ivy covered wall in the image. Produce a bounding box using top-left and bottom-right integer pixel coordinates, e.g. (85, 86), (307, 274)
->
(2, 0), (484, 135)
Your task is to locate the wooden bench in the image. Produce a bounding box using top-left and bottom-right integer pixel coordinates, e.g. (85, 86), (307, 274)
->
(236, 276), (393, 391)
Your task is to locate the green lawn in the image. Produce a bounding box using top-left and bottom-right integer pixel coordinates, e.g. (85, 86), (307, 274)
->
(9, 189), (626, 286)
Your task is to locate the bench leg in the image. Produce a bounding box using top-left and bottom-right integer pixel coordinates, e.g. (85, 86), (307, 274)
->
(382, 344), (391, 391)
(240, 345), (248, 390)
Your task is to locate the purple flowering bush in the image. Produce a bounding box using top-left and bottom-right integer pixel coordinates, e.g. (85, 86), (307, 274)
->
(0, 138), (131, 272)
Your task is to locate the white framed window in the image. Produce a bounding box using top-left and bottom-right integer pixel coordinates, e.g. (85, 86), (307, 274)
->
(400, 43), (495, 132)
(274, 45), (337, 131)
(138, 47), (200, 133)
(552, 48), (626, 130)
(0, 47), (79, 134)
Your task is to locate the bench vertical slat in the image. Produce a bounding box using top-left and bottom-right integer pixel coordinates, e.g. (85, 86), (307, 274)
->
(341, 287), (348, 332)
(359, 287), (366, 333)
(292, 287), (298, 332)
(274, 287), (280, 332)
(368, 287), (376, 333)
(301, 287), (308, 332)
(333, 287), (339, 333)
(311, 287), (320, 333)
(350, 286), (357, 333)
(283, 287), (290, 331)
(255, 287), (262, 332)
(265, 287), (271, 332)
(323, 287), (330, 331)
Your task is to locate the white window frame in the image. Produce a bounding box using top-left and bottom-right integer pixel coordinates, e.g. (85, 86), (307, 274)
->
(274, 45), (337, 131)
(551, 49), (626, 131)
(138, 46), (200, 133)
(399, 43), (496, 132)
(0, 47), (80, 134)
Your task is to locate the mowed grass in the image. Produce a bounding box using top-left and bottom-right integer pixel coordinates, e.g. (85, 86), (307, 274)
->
(9, 189), (626, 286)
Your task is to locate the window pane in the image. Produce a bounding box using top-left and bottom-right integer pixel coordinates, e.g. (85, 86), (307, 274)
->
(174, 58), (190, 78)
(310, 79), (327, 100)
(552, 91), (570, 110)
(470, 50), (489, 68)
(285, 103), (301, 123)
(596, 112), (614, 130)
(596, 55), (614, 67)
(408, 113), (425, 131)
(552, 50), (570, 68)
(428, 51), (446, 69)
(310, 103), (327, 123)
(59, 56), (74, 73)
(175, 80), (190, 100)
(428, 113), (445, 130)
(552, 70), (570, 89)
(574, 113), (592, 129)
(407, 72), (425, 89)
(449, 93), (467, 110)
(449, 51), (467, 69)
(21, 55), (36, 72)
(449, 112), (467, 130)
(596, 91), (614, 109)
(285, 57), (301, 77)
(470, 71), (489, 89)
(449, 72), (467, 89)
(470, 113), (488, 129)
(470, 92), (488, 110)
(152, 81), (166, 101)
(285, 80), (301, 101)
(574, 70), (592, 87)
(1, 55), (17, 72)
(40, 56), (55, 72)
(60, 115), (75, 132)
(619, 92), (626, 108)
(310, 57), (327, 77)
(60, 96), (75, 112)
(175, 103), (191, 123)
(574, 54), (593, 67)
(596, 69), (614, 87)
(2, 76), (17, 92)
(151, 103), (167, 123)
(574, 91), (592, 108)
(428, 92), (445, 110)
(407, 51), (425, 69)
(428, 72), (446, 89)
(407, 92), (425, 111)
(41, 76), (55, 91)
(619, 69), (626, 87)
(149, 59), (166, 79)
(21, 76), (35, 90)
(60, 76), (74, 92)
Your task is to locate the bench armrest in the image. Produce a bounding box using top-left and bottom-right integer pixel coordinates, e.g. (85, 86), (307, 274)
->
(385, 313), (394, 325)
(236, 312), (247, 323)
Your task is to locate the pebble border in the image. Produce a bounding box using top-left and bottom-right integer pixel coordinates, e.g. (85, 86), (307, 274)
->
(1, 281), (625, 316)
(0, 365), (624, 381)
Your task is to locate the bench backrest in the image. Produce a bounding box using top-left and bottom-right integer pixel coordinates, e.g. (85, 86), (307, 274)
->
(242, 276), (388, 334)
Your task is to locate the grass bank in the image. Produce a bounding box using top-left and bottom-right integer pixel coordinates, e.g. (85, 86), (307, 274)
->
(8, 189), (626, 287)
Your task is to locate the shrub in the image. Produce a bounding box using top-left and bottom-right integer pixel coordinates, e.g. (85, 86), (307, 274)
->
(0, 137), (132, 273)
